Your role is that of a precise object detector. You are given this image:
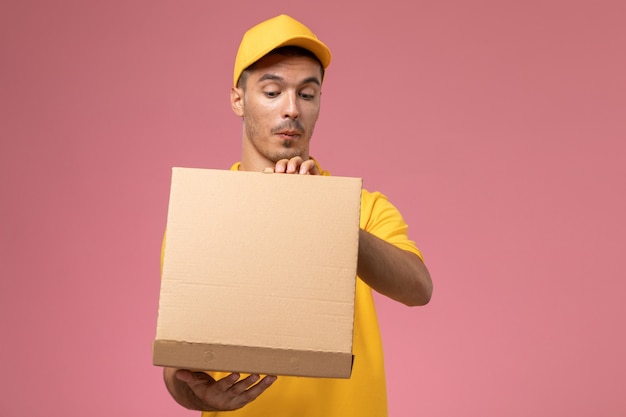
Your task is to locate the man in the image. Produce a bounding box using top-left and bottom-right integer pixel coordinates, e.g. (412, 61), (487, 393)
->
(163, 14), (432, 416)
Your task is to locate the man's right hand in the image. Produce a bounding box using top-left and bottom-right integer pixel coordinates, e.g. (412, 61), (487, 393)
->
(164, 368), (277, 411)
(273, 157), (320, 175)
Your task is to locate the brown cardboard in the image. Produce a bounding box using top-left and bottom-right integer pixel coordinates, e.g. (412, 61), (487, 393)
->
(153, 167), (362, 378)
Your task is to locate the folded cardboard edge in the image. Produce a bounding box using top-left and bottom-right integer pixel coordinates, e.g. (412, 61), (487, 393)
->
(153, 340), (353, 379)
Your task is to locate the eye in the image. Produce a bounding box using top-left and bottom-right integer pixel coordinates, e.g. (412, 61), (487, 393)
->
(264, 90), (280, 98)
(299, 91), (316, 100)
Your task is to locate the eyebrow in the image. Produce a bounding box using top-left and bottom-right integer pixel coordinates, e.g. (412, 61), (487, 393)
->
(257, 74), (321, 86)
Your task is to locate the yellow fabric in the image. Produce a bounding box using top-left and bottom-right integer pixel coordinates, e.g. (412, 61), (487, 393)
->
(233, 14), (332, 87)
(195, 162), (422, 417)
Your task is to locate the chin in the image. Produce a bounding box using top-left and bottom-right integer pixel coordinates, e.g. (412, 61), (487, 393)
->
(270, 148), (305, 162)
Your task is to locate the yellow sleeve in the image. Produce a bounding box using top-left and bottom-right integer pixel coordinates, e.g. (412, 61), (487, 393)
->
(360, 189), (423, 260)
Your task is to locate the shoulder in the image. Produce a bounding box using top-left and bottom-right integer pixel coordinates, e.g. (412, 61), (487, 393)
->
(360, 188), (423, 259)
(360, 189), (395, 216)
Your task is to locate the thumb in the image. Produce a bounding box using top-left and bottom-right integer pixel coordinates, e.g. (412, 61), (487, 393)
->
(175, 369), (214, 386)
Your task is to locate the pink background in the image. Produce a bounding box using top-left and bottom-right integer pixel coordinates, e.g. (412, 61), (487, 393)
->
(1, 1), (625, 416)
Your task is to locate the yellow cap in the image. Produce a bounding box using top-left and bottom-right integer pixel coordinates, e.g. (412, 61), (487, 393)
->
(233, 14), (332, 87)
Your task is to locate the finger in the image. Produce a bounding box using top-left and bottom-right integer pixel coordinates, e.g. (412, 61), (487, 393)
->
(212, 372), (241, 392)
(227, 374), (260, 396)
(234, 375), (277, 403)
(286, 157), (303, 173)
(233, 375), (276, 407)
(274, 159), (289, 173)
(299, 159), (319, 175)
(175, 369), (213, 386)
(205, 374), (272, 411)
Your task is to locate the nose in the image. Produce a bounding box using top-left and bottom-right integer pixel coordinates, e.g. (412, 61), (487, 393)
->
(283, 92), (299, 119)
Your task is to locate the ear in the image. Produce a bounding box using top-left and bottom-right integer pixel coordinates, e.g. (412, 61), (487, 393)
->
(230, 87), (244, 117)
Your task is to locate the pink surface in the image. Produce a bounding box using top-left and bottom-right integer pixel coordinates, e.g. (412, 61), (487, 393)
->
(1, 1), (625, 416)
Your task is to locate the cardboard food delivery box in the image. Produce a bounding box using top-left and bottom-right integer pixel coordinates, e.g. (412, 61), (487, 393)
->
(153, 167), (362, 378)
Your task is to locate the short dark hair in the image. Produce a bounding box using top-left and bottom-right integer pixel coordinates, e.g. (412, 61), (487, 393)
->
(237, 46), (325, 89)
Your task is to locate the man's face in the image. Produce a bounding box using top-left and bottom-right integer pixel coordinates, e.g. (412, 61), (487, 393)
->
(231, 53), (323, 170)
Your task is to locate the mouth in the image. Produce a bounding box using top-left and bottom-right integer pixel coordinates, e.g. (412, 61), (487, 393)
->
(275, 130), (301, 140)
(272, 121), (304, 140)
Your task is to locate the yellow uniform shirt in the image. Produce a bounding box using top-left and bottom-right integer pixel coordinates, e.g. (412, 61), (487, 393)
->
(198, 162), (423, 417)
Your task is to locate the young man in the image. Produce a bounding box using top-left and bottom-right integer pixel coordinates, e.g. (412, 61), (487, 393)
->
(163, 14), (432, 416)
